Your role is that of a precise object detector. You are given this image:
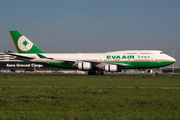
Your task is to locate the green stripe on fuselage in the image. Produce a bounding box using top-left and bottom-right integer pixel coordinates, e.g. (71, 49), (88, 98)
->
(105, 61), (174, 69)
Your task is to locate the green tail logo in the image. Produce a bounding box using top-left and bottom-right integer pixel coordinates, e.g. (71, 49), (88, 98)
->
(9, 30), (44, 53)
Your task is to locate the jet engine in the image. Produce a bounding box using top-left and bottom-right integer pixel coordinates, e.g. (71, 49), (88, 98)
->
(105, 65), (118, 72)
(78, 62), (92, 70)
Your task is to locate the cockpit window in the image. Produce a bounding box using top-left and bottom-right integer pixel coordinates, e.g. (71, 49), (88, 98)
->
(160, 52), (164, 54)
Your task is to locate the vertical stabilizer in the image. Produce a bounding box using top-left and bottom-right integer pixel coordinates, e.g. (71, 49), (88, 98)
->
(9, 30), (44, 53)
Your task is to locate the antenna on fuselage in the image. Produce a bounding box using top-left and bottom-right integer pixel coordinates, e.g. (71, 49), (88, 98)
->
(109, 45), (111, 52)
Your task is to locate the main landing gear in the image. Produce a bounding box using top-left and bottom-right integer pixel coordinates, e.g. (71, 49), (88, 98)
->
(88, 70), (104, 75)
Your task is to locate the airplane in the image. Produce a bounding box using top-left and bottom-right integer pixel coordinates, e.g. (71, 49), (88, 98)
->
(5, 30), (176, 75)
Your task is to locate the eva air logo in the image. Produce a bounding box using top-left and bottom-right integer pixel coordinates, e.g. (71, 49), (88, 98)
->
(17, 36), (33, 51)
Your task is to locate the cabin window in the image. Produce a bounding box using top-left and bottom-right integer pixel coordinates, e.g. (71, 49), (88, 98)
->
(140, 53), (150, 54)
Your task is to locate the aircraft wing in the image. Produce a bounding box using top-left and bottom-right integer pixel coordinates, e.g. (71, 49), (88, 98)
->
(61, 60), (127, 69)
(36, 53), (77, 66)
(36, 54), (127, 68)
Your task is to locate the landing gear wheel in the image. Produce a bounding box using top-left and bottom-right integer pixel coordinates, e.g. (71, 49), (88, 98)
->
(100, 72), (104, 75)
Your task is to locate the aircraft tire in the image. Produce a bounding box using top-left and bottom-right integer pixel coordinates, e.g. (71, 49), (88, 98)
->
(100, 72), (104, 75)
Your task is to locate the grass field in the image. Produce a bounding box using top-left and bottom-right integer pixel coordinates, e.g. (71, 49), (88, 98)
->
(0, 75), (180, 119)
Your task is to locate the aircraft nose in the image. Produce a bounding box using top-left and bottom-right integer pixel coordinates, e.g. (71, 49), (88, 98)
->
(173, 58), (176, 62)
(170, 57), (176, 62)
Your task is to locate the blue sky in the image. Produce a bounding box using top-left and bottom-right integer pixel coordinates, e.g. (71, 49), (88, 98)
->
(0, 0), (180, 67)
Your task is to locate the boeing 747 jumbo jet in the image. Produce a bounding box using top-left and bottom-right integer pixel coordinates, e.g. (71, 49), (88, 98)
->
(5, 30), (176, 75)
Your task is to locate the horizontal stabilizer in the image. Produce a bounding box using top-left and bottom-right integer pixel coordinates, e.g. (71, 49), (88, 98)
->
(5, 53), (34, 59)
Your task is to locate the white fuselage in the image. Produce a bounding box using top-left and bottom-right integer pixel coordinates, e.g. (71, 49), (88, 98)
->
(36, 50), (175, 61)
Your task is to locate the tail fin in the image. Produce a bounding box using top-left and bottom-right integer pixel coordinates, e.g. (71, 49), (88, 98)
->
(9, 30), (44, 53)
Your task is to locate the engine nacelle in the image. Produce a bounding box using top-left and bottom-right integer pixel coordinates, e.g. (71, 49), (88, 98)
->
(105, 65), (118, 72)
(78, 62), (92, 70)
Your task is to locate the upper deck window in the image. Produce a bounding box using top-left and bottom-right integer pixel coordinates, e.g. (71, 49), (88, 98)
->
(126, 53), (136, 54)
(160, 52), (164, 54)
(140, 53), (150, 54)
